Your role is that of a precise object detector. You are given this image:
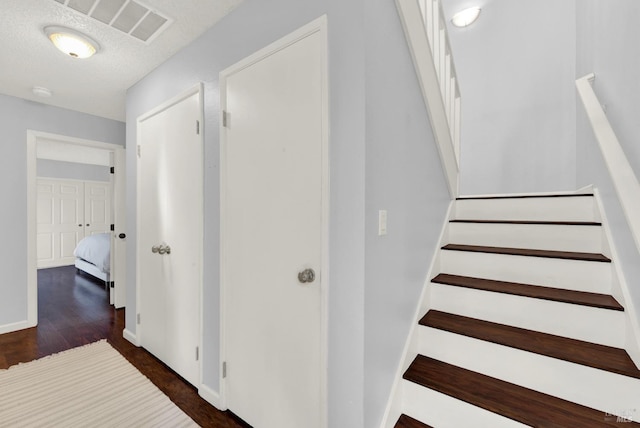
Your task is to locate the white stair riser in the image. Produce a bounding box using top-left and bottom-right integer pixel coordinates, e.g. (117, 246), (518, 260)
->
(402, 380), (528, 428)
(430, 284), (625, 348)
(455, 197), (596, 222)
(418, 327), (640, 414)
(440, 250), (611, 294)
(448, 222), (602, 253)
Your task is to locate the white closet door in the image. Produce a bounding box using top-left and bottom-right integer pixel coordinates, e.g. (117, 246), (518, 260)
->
(84, 181), (111, 235)
(37, 179), (84, 268)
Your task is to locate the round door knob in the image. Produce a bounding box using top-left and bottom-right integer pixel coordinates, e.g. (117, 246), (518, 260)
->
(118, 233), (126, 239)
(298, 268), (316, 284)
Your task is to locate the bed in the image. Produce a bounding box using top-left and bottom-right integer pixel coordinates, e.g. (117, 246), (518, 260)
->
(74, 233), (111, 287)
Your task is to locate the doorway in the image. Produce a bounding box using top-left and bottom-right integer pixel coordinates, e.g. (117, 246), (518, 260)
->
(26, 131), (127, 328)
(220, 16), (329, 428)
(136, 85), (203, 387)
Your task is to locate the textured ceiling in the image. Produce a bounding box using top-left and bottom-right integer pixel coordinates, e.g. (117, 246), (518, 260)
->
(0, 0), (243, 121)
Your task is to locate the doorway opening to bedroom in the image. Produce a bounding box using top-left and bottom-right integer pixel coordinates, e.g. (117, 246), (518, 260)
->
(26, 131), (126, 330)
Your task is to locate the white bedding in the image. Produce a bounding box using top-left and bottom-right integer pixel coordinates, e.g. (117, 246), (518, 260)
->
(74, 233), (111, 273)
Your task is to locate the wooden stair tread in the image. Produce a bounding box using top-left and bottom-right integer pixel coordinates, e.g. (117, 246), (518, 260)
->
(394, 414), (432, 428)
(456, 193), (593, 200)
(420, 310), (640, 379)
(450, 219), (602, 226)
(404, 355), (640, 427)
(442, 243), (611, 262)
(432, 273), (624, 311)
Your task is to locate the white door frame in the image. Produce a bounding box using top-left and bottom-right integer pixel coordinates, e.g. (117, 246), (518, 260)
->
(219, 15), (330, 425)
(26, 130), (126, 328)
(135, 83), (205, 387)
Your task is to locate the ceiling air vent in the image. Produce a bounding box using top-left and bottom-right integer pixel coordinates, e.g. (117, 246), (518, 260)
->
(50, 0), (173, 44)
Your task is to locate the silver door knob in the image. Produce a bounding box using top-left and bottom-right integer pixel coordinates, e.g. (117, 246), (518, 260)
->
(152, 244), (171, 254)
(298, 268), (315, 283)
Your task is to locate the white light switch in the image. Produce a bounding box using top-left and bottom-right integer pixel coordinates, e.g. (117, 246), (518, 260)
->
(378, 210), (387, 236)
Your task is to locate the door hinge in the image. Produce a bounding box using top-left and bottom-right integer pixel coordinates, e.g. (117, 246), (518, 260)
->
(110, 224), (115, 231)
(195, 346), (199, 361)
(137, 313), (141, 325)
(110, 166), (115, 174)
(222, 110), (229, 128)
(137, 145), (141, 157)
(110, 281), (115, 289)
(196, 120), (200, 135)
(222, 361), (227, 378)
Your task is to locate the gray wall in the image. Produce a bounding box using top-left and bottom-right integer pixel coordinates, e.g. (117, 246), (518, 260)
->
(37, 159), (110, 182)
(444, 0), (577, 195)
(0, 93), (124, 327)
(576, 1), (640, 331)
(364, 1), (450, 427)
(125, 0), (448, 426)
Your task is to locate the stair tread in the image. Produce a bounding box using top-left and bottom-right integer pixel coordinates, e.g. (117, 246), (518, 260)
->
(442, 243), (611, 262)
(432, 273), (624, 311)
(450, 219), (602, 226)
(394, 414), (432, 428)
(420, 310), (640, 379)
(456, 193), (594, 200)
(404, 355), (640, 427)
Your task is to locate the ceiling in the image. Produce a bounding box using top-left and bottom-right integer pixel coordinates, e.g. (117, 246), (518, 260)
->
(0, 0), (243, 121)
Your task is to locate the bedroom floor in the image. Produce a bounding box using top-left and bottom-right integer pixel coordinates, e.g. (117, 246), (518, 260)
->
(0, 266), (251, 428)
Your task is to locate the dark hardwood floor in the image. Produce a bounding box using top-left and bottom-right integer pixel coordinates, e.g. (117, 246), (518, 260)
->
(0, 266), (250, 428)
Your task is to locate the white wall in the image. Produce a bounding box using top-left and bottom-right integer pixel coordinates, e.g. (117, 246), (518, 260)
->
(576, 0), (640, 333)
(125, 0), (449, 426)
(444, 0), (577, 195)
(0, 93), (124, 328)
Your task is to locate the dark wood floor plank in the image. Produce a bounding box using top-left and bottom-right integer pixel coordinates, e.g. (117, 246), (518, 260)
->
(456, 193), (593, 200)
(420, 310), (640, 379)
(394, 414), (433, 428)
(432, 273), (624, 311)
(0, 266), (251, 428)
(450, 219), (602, 226)
(442, 243), (611, 262)
(404, 355), (640, 427)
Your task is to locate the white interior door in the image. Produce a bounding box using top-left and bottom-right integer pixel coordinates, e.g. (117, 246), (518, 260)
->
(222, 20), (327, 428)
(111, 148), (127, 308)
(84, 181), (111, 235)
(37, 179), (84, 268)
(137, 88), (203, 387)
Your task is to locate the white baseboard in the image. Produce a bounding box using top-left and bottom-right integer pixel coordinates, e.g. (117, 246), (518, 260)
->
(198, 383), (226, 411)
(0, 319), (36, 335)
(122, 328), (139, 346)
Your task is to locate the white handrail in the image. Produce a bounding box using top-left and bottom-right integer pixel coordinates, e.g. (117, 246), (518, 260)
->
(397, 0), (461, 197)
(576, 73), (640, 254)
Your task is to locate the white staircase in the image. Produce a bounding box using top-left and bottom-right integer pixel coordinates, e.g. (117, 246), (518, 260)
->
(384, 190), (640, 427)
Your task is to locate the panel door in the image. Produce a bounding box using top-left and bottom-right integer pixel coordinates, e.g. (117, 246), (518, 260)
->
(84, 181), (111, 235)
(223, 28), (326, 428)
(37, 179), (84, 268)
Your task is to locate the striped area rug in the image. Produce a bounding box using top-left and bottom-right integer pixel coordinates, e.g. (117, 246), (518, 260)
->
(0, 340), (197, 427)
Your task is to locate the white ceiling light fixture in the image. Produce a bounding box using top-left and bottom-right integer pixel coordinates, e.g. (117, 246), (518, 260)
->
(44, 26), (100, 58)
(32, 86), (52, 98)
(451, 7), (481, 28)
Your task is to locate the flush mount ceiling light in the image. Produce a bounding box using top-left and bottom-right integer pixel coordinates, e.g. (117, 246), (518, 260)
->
(44, 26), (100, 59)
(32, 86), (52, 98)
(451, 7), (481, 27)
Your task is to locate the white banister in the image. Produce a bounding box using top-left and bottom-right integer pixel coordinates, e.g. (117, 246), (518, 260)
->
(576, 73), (640, 255)
(396, 0), (462, 197)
